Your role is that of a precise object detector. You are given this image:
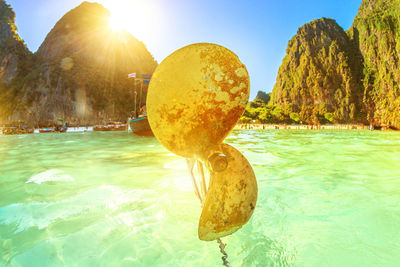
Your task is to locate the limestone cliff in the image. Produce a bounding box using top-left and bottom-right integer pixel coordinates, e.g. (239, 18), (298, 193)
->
(271, 18), (363, 124)
(0, 0), (31, 84)
(0, 1), (157, 125)
(350, 0), (400, 128)
(269, 1), (400, 127)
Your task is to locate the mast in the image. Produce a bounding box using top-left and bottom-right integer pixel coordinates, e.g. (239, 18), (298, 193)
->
(134, 77), (138, 118)
(134, 89), (137, 117)
(139, 80), (143, 111)
(128, 72), (139, 118)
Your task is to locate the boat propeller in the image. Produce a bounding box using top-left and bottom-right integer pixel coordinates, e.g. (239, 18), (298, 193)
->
(147, 43), (258, 261)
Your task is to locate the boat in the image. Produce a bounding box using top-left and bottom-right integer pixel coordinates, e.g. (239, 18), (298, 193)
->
(93, 125), (110, 131)
(129, 116), (153, 136)
(93, 123), (127, 131)
(54, 125), (67, 132)
(2, 127), (19, 135)
(21, 126), (34, 134)
(1, 126), (34, 135)
(110, 122), (127, 131)
(39, 128), (55, 133)
(128, 73), (154, 136)
(39, 127), (67, 133)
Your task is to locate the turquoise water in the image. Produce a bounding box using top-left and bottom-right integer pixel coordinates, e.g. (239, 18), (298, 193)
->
(1, 130), (400, 266)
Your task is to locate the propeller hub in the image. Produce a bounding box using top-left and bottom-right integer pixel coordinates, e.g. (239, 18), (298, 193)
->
(208, 153), (228, 172)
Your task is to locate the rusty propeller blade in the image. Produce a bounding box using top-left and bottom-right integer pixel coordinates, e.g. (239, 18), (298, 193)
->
(198, 143), (257, 241)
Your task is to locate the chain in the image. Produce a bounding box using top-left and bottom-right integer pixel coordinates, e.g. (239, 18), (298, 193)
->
(217, 238), (231, 267)
(186, 159), (232, 266)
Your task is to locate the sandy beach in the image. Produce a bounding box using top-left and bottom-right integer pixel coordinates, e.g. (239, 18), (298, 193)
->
(235, 123), (368, 130)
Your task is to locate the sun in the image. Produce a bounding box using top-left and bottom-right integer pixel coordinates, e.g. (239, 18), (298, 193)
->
(100, 0), (160, 41)
(108, 13), (126, 31)
(101, 0), (146, 32)
(105, 2), (131, 31)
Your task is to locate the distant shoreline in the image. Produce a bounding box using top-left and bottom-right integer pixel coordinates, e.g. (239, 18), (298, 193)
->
(234, 124), (397, 131)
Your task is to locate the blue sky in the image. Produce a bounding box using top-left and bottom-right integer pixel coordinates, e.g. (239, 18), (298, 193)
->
(7, 0), (362, 99)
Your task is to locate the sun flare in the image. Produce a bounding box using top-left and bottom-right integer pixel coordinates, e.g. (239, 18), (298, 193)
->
(100, 0), (160, 41)
(108, 14), (126, 31)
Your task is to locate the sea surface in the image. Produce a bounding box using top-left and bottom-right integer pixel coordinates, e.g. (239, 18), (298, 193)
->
(1, 130), (400, 266)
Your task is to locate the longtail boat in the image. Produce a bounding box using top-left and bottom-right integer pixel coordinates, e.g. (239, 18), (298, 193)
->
(129, 116), (153, 136)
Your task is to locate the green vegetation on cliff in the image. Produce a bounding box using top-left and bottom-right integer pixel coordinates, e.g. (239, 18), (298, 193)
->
(254, 91), (271, 104)
(248, 1), (400, 128)
(2, 0), (400, 128)
(350, 0), (400, 128)
(270, 18), (364, 125)
(0, 0), (34, 120)
(0, 1), (157, 125)
(239, 91), (295, 124)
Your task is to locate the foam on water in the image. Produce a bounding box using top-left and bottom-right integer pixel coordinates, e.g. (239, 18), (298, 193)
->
(0, 186), (152, 233)
(1, 130), (400, 266)
(26, 169), (74, 184)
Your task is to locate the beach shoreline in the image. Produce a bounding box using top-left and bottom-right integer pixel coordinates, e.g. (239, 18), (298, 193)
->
(235, 124), (383, 130)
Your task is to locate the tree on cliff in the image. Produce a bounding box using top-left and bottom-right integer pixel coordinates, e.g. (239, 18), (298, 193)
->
(349, 0), (400, 128)
(0, 0), (34, 120)
(270, 18), (364, 125)
(0, 1), (157, 125)
(247, 0), (400, 128)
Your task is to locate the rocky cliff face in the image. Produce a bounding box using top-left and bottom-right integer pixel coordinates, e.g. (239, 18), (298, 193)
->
(0, 0), (31, 84)
(350, 0), (400, 128)
(271, 18), (363, 124)
(0, 1), (157, 125)
(271, 0), (400, 127)
(0, 0), (33, 121)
